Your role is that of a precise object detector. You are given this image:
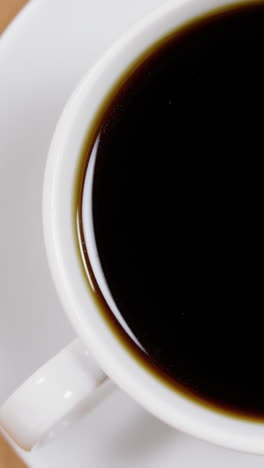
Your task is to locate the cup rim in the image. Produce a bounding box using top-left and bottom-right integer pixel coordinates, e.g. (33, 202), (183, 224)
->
(43, 0), (264, 454)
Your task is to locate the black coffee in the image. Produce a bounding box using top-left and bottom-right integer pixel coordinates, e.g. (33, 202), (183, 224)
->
(78, 2), (264, 419)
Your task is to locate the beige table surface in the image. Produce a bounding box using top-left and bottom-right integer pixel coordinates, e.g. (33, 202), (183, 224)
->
(0, 1), (29, 466)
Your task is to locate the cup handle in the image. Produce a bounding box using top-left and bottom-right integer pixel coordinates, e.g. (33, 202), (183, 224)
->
(0, 339), (113, 451)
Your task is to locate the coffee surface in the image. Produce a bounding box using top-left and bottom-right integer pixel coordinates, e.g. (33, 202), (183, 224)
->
(81, 3), (264, 418)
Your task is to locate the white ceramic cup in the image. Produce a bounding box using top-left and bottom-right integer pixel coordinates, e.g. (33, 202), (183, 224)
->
(1, 0), (263, 454)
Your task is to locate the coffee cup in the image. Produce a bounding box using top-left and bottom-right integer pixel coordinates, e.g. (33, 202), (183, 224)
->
(1, 0), (263, 454)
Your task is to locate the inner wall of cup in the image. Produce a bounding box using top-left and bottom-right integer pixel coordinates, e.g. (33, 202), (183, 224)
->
(82, 136), (144, 350)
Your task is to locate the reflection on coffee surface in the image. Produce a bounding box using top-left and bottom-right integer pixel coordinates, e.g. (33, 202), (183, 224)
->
(78, 2), (264, 419)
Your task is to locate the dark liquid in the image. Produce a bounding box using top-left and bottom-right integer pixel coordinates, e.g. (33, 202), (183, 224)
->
(79, 2), (264, 419)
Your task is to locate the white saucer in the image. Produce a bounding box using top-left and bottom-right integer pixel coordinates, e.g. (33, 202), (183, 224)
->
(0, 0), (263, 466)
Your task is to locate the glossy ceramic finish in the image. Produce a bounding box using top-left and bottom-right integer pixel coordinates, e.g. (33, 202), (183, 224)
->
(1, 0), (264, 466)
(43, 0), (264, 454)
